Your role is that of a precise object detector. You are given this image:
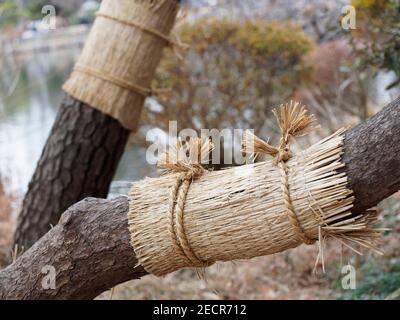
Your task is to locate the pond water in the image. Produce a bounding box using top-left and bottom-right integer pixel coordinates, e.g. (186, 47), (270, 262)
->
(0, 46), (151, 195)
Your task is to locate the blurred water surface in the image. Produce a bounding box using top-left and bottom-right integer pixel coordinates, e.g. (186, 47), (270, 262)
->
(0, 46), (150, 195)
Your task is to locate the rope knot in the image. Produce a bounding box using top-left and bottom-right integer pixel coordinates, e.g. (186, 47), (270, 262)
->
(158, 138), (214, 268)
(242, 101), (319, 245)
(277, 147), (292, 163)
(182, 166), (204, 181)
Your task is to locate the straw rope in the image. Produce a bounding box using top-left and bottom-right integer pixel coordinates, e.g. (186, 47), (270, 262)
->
(175, 173), (205, 265)
(96, 9), (189, 61)
(277, 162), (314, 245)
(73, 64), (171, 98)
(73, 64), (153, 97)
(242, 101), (318, 245)
(96, 12), (186, 50)
(160, 138), (214, 268)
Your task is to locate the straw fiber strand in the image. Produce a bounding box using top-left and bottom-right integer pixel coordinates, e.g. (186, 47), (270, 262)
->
(63, 0), (179, 130)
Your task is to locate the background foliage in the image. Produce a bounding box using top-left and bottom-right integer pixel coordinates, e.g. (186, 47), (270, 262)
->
(138, 18), (314, 145)
(350, 0), (400, 89)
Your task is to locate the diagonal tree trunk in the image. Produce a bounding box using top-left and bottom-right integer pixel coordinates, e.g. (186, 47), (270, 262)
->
(341, 97), (400, 213)
(1, 96), (399, 299)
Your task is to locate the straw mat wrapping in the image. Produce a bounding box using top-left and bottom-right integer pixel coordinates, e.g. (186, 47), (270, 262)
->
(63, 0), (179, 130)
(128, 129), (380, 276)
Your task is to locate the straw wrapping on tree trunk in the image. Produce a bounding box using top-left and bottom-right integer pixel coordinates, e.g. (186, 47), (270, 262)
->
(128, 122), (381, 276)
(63, 0), (179, 130)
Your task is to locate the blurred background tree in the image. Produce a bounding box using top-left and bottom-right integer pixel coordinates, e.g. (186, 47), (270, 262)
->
(294, 39), (373, 130)
(349, 0), (400, 89)
(0, 0), (99, 29)
(290, 0), (400, 130)
(0, 0), (27, 29)
(137, 18), (314, 147)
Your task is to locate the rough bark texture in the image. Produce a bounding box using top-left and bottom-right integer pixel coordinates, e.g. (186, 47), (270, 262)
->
(1, 196), (146, 299)
(342, 96), (400, 214)
(1, 97), (399, 299)
(14, 94), (129, 249)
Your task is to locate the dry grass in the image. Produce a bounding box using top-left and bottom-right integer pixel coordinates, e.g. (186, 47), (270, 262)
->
(97, 243), (342, 300)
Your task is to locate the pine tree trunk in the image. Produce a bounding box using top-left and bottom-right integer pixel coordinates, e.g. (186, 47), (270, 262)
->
(14, 0), (181, 248)
(14, 95), (129, 249)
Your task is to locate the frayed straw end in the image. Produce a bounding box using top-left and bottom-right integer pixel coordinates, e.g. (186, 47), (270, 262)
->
(158, 137), (214, 173)
(273, 101), (319, 140)
(313, 209), (384, 274)
(241, 130), (279, 156)
(241, 101), (319, 157)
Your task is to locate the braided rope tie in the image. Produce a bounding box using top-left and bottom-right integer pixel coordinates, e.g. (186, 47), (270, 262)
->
(158, 138), (214, 269)
(242, 102), (318, 246)
(168, 167), (212, 267)
(277, 162), (315, 245)
(74, 64), (154, 97)
(269, 136), (313, 245)
(96, 12), (181, 48)
(96, 11), (189, 60)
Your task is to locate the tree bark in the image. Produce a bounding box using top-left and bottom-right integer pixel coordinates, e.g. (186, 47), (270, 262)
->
(341, 96), (400, 214)
(14, 95), (130, 249)
(1, 96), (399, 299)
(1, 196), (145, 299)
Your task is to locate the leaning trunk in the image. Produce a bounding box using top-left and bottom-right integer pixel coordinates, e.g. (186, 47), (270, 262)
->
(14, 0), (180, 249)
